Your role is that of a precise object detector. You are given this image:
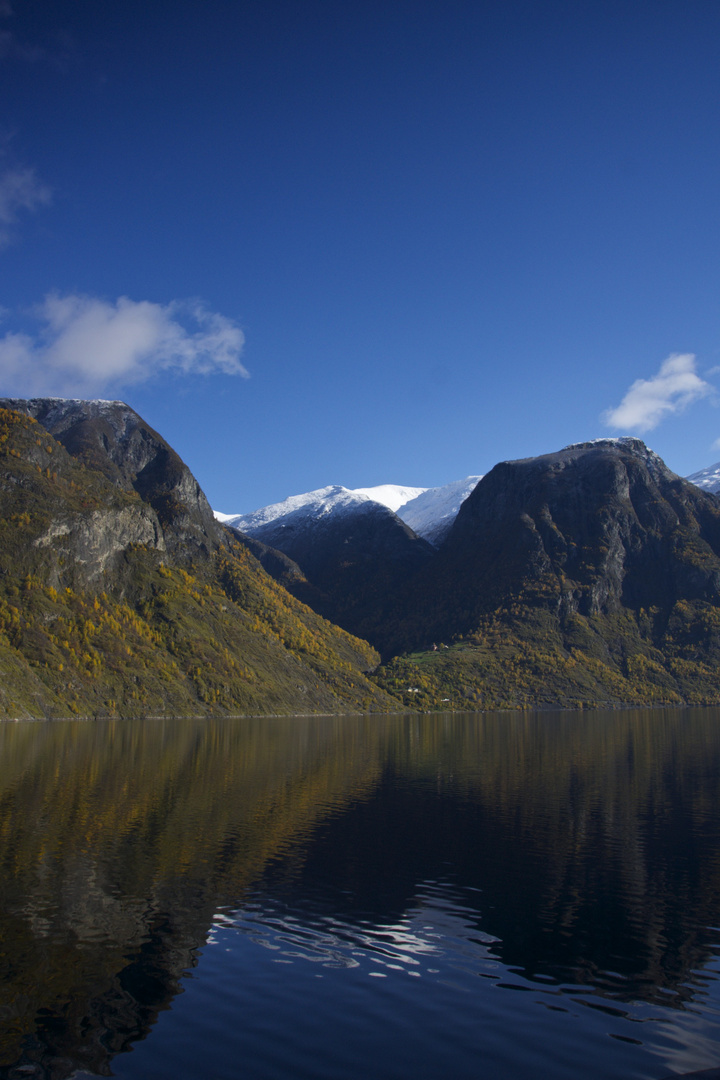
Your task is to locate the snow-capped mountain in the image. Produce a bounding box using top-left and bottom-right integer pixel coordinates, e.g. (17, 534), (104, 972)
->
(218, 485), (373, 535)
(216, 485), (431, 591)
(685, 462), (720, 494)
(217, 476), (483, 546)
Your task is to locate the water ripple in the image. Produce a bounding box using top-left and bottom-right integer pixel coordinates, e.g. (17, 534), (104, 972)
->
(209, 879), (501, 982)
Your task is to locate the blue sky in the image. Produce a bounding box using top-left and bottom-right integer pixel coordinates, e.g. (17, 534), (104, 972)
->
(1, 0), (720, 513)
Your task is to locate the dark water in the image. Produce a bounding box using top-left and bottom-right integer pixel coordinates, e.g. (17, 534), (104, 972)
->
(2, 711), (720, 1080)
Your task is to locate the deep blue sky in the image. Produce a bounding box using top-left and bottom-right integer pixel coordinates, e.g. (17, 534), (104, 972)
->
(1, 0), (720, 512)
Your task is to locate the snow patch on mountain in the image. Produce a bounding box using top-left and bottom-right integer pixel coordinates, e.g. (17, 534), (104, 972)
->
(351, 484), (426, 513)
(686, 463), (720, 493)
(398, 477), (482, 545)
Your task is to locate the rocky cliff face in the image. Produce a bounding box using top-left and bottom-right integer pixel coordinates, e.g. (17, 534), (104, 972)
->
(0, 401), (165, 591)
(1, 397), (221, 556)
(442, 437), (720, 621)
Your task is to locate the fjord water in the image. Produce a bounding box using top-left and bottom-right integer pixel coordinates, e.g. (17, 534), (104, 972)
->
(2, 713), (720, 1080)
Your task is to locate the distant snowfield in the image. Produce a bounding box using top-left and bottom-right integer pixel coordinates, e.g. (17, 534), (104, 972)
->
(351, 484), (426, 512)
(685, 462), (720, 494)
(215, 476), (483, 546)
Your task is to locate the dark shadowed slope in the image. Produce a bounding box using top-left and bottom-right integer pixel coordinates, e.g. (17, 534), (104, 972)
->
(224, 485), (434, 638)
(372, 439), (720, 708)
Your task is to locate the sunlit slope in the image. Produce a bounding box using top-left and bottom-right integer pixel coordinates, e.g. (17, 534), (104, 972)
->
(0, 405), (400, 717)
(372, 439), (720, 707)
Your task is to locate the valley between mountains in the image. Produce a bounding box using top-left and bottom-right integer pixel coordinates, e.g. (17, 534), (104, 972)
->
(3, 396), (720, 718)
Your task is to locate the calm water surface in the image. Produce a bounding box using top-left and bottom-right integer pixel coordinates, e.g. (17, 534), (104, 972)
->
(1, 710), (720, 1079)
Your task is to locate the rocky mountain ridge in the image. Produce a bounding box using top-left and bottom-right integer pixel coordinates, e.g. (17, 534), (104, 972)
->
(222, 484), (434, 632)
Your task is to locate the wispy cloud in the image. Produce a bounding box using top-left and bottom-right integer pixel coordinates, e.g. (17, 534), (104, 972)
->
(0, 2), (46, 63)
(0, 294), (249, 397)
(0, 29), (43, 62)
(0, 166), (51, 247)
(602, 353), (713, 433)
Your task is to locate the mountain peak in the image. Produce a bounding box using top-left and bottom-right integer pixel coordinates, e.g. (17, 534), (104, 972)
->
(561, 436), (651, 452)
(559, 437), (669, 472)
(219, 476), (483, 547)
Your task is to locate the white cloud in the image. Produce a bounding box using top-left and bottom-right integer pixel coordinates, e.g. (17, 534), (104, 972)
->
(602, 353), (713, 433)
(0, 293), (248, 397)
(0, 166), (51, 246)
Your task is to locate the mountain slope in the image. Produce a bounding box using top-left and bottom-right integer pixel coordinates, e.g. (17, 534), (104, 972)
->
(2, 396), (219, 565)
(0, 401), (401, 719)
(397, 476), (482, 545)
(372, 438), (720, 708)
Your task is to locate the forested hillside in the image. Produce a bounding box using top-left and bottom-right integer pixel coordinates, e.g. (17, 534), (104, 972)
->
(0, 403), (399, 718)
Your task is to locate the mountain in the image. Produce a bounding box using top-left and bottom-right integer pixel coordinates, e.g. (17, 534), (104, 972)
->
(0, 399), (401, 719)
(6, 401), (720, 715)
(370, 438), (720, 708)
(219, 484), (434, 635)
(686, 462), (720, 493)
(3, 396), (218, 560)
(214, 442), (720, 708)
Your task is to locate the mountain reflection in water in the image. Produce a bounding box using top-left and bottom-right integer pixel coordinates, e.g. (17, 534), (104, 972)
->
(1, 710), (720, 1080)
